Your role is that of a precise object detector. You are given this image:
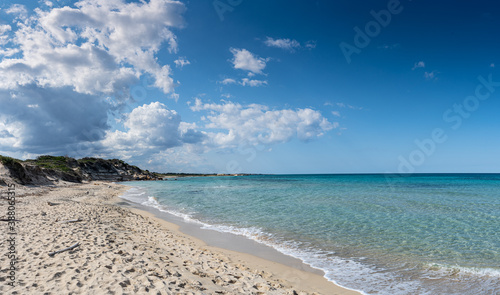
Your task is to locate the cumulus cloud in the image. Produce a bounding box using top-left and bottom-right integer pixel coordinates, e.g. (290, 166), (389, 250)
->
(99, 99), (334, 170)
(190, 98), (334, 148)
(240, 78), (267, 87)
(264, 37), (300, 51)
(264, 37), (316, 51)
(220, 78), (237, 85)
(5, 4), (28, 19)
(0, 0), (189, 159)
(174, 57), (190, 68)
(102, 102), (205, 153)
(0, 25), (12, 44)
(219, 78), (267, 87)
(0, 1), (335, 172)
(0, 0), (186, 96)
(0, 25), (18, 56)
(230, 48), (268, 75)
(0, 85), (110, 155)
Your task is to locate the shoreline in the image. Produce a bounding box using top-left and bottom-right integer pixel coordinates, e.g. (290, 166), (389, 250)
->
(116, 185), (363, 294)
(0, 181), (360, 294)
(116, 192), (326, 275)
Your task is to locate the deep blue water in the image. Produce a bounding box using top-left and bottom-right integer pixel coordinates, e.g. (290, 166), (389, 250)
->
(120, 174), (500, 294)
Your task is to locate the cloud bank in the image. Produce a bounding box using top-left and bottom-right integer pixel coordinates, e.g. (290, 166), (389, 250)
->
(230, 48), (268, 75)
(264, 37), (300, 51)
(190, 98), (334, 148)
(0, 0), (187, 158)
(0, 1), (335, 171)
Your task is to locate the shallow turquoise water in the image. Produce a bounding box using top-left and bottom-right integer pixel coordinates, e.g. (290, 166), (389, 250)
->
(121, 174), (500, 294)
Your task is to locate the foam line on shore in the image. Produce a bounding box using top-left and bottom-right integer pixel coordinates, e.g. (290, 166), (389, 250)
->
(0, 181), (361, 295)
(120, 185), (366, 295)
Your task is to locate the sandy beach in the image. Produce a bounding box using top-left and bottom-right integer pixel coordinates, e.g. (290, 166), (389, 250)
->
(0, 181), (360, 295)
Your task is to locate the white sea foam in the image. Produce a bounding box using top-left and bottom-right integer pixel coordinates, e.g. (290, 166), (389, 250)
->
(120, 187), (422, 295)
(196, 222), (428, 295)
(140, 195), (203, 225)
(119, 185), (499, 295)
(120, 187), (148, 203)
(425, 263), (500, 278)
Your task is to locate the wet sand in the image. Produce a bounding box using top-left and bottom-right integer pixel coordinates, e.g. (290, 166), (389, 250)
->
(0, 181), (360, 294)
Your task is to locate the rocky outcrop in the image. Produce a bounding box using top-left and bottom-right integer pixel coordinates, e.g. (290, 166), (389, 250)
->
(0, 156), (160, 185)
(78, 158), (157, 181)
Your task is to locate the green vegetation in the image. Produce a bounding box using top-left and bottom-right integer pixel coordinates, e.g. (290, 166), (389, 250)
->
(1, 155), (73, 172)
(0, 155), (19, 166)
(1, 154), (252, 181)
(29, 155), (73, 172)
(0, 154), (169, 184)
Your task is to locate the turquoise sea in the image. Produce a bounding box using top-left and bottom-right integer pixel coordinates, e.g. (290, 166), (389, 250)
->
(120, 174), (500, 294)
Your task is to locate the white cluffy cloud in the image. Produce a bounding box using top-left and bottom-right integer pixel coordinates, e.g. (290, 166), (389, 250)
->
(0, 25), (18, 56)
(264, 37), (316, 51)
(0, 25), (12, 44)
(190, 98), (335, 148)
(0, 0), (186, 95)
(0, 0), (188, 159)
(220, 78), (267, 87)
(174, 57), (191, 68)
(5, 4), (28, 19)
(103, 102), (205, 152)
(230, 48), (268, 75)
(100, 99), (334, 165)
(264, 37), (300, 51)
(220, 78), (237, 85)
(239, 78), (267, 87)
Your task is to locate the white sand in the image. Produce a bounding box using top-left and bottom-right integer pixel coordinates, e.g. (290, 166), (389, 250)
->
(0, 181), (360, 294)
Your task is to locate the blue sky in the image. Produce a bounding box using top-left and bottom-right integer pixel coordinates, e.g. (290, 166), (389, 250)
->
(0, 0), (499, 174)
